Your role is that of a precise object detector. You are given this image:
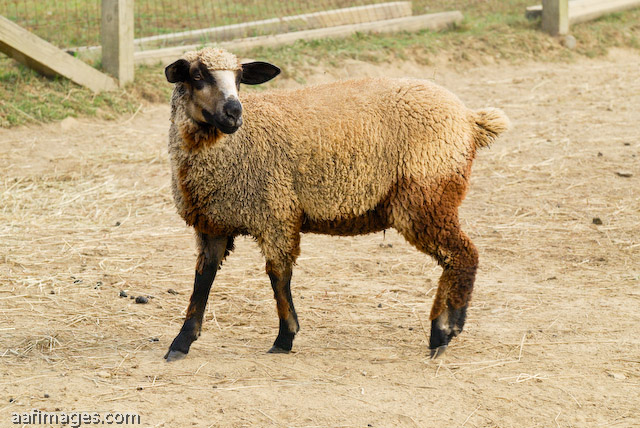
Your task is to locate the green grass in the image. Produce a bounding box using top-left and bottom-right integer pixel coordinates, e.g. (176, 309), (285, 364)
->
(248, 5), (640, 78)
(0, 63), (168, 127)
(1, 1), (639, 128)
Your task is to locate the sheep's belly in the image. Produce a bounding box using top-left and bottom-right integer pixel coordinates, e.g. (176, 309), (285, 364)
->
(301, 203), (389, 236)
(294, 163), (395, 221)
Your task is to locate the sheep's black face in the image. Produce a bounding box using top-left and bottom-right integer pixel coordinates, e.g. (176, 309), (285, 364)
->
(165, 59), (243, 134)
(165, 58), (281, 135)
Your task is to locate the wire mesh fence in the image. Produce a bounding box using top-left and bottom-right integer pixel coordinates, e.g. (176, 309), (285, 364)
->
(0, 0), (101, 48)
(133, 0), (413, 51)
(0, 0), (435, 51)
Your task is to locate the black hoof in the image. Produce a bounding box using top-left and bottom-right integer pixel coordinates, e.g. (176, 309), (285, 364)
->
(267, 345), (291, 354)
(269, 333), (294, 353)
(164, 349), (188, 362)
(268, 319), (296, 353)
(429, 305), (467, 357)
(430, 345), (447, 359)
(165, 320), (198, 361)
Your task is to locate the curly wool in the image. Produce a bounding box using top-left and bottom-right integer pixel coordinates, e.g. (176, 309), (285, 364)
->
(168, 75), (509, 277)
(183, 48), (241, 71)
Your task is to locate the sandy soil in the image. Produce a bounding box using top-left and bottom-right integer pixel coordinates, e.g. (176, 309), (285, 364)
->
(1, 49), (639, 428)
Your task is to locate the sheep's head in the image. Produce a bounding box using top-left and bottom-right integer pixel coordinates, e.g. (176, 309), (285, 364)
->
(165, 48), (280, 134)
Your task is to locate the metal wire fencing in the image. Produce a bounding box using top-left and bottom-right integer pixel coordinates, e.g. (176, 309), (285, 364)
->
(0, 0), (423, 50)
(0, 0), (101, 48)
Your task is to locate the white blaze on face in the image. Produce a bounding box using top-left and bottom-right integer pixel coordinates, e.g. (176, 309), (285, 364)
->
(211, 70), (239, 100)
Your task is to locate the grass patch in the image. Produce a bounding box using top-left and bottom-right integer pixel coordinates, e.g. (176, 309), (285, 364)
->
(1, 2), (639, 127)
(246, 6), (640, 76)
(0, 61), (173, 127)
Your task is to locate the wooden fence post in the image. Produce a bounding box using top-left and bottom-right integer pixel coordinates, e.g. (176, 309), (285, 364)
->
(542, 0), (569, 35)
(101, 0), (134, 86)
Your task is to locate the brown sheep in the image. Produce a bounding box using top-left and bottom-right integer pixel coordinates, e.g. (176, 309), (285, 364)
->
(163, 47), (510, 361)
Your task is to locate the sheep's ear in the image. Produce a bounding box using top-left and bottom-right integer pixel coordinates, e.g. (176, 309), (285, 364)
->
(165, 59), (190, 83)
(240, 61), (280, 85)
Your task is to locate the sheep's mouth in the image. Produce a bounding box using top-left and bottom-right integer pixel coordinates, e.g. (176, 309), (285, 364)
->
(202, 109), (240, 134)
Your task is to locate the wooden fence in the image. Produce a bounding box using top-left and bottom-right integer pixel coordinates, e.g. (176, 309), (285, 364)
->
(1, 0), (463, 91)
(2, 0), (640, 91)
(0, 0), (131, 91)
(531, 0), (640, 35)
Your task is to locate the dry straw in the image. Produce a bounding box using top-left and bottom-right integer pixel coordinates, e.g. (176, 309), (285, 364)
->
(1, 55), (639, 425)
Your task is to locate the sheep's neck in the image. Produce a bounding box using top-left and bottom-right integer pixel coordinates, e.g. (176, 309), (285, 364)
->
(179, 118), (225, 151)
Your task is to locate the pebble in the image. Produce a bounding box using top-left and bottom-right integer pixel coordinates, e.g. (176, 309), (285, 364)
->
(119, 290), (128, 298)
(608, 371), (626, 380)
(167, 288), (179, 295)
(592, 217), (603, 225)
(561, 35), (576, 49)
(616, 171), (633, 177)
(135, 296), (149, 304)
(44, 394), (50, 398)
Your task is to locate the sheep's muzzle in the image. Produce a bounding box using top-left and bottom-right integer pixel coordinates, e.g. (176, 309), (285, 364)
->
(202, 99), (243, 134)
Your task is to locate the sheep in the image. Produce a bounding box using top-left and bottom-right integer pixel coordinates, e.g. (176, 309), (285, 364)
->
(163, 47), (510, 362)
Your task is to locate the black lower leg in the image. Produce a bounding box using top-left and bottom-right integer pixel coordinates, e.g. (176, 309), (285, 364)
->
(165, 235), (232, 361)
(267, 268), (299, 353)
(429, 261), (476, 358)
(429, 303), (468, 358)
(165, 264), (217, 360)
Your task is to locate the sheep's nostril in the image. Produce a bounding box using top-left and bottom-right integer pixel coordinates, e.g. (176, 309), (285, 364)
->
(223, 99), (242, 123)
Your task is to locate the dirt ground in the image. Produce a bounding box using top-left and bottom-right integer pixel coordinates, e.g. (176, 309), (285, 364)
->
(1, 49), (639, 428)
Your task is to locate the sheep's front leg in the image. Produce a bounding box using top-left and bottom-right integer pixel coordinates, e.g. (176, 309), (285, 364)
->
(266, 262), (300, 353)
(165, 233), (233, 362)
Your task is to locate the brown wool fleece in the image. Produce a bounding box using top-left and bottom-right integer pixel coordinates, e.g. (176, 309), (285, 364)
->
(168, 50), (510, 280)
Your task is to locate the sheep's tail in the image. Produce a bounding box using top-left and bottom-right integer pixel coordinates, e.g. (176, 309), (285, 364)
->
(472, 108), (510, 149)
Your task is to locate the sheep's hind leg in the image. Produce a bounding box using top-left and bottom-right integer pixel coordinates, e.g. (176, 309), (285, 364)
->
(266, 262), (299, 353)
(164, 233), (234, 362)
(392, 180), (478, 358)
(426, 228), (478, 358)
